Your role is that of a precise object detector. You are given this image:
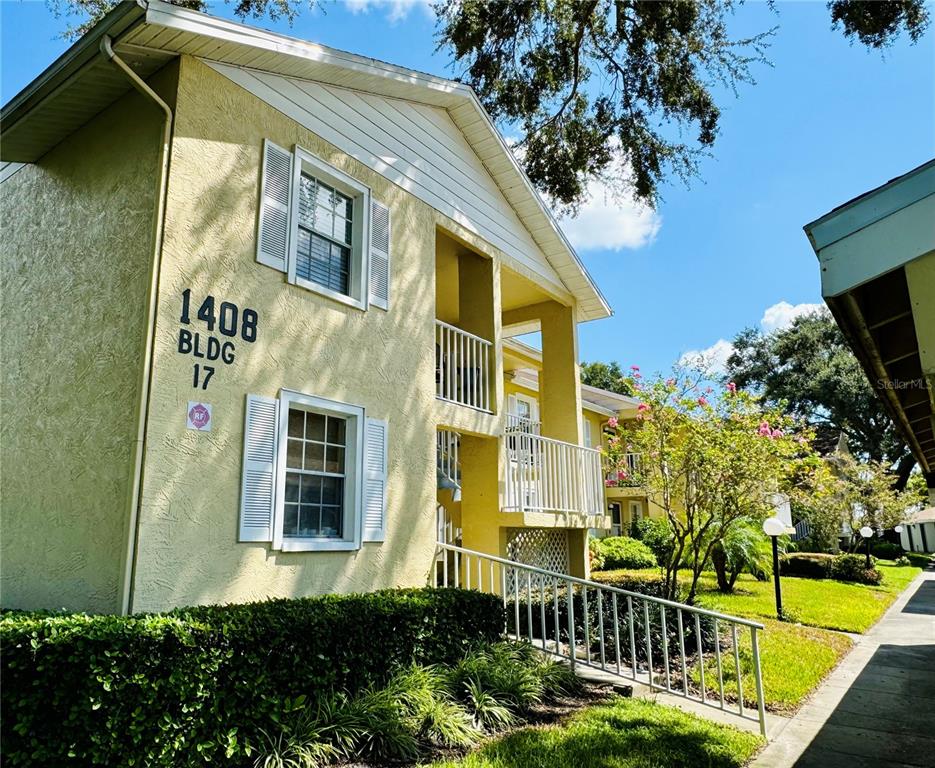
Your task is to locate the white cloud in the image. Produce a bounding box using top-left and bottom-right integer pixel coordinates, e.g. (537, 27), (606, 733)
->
(344, 0), (432, 22)
(679, 338), (735, 374)
(679, 301), (825, 374)
(760, 300), (824, 334)
(557, 179), (661, 252)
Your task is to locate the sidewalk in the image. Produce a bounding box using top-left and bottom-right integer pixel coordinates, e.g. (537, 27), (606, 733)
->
(752, 564), (935, 768)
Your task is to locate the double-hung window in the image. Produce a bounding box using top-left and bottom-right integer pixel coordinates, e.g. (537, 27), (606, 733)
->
(295, 175), (354, 296)
(239, 391), (388, 551)
(257, 140), (391, 311)
(275, 392), (363, 551)
(284, 406), (349, 539)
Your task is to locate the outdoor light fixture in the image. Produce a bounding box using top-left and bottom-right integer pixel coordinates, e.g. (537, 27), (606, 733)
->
(762, 516), (786, 620)
(895, 525), (903, 533)
(860, 525), (874, 568)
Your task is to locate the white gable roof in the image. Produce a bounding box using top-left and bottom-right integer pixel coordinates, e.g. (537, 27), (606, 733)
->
(0, 0), (611, 322)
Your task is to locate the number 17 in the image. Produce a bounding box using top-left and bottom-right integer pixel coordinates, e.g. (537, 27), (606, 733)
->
(193, 364), (215, 390)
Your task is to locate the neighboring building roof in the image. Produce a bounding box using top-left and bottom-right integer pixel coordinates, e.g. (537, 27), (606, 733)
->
(581, 384), (640, 415)
(503, 338), (640, 416)
(907, 507), (935, 525)
(804, 159), (935, 475)
(0, 0), (611, 323)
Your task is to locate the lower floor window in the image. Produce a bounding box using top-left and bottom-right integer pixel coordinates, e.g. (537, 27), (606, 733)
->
(284, 408), (347, 539)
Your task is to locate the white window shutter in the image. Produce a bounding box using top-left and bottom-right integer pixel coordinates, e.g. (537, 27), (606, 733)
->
(582, 418), (592, 448)
(362, 417), (388, 542)
(369, 199), (390, 310)
(256, 139), (293, 273)
(507, 394), (517, 416)
(239, 394), (280, 542)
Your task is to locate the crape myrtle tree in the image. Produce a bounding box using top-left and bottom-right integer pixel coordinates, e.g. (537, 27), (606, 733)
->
(603, 369), (808, 603)
(51, 0), (929, 209)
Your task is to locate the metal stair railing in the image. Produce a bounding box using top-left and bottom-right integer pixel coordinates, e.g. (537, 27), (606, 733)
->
(433, 541), (767, 737)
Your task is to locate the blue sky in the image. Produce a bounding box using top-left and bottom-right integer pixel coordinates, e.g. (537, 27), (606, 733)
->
(3, 0), (934, 375)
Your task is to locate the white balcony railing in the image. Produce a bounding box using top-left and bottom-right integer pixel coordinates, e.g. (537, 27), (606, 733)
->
(503, 419), (604, 516)
(435, 320), (492, 411)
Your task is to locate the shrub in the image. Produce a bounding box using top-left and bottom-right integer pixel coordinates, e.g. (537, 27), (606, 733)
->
(870, 541), (903, 560)
(779, 552), (834, 579)
(630, 517), (674, 566)
(588, 537), (606, 571)
(895, 555), (911, 567)
(594, 536), (657, 570)
(0, 588), (503, 767)
(829, 553), (883, 585)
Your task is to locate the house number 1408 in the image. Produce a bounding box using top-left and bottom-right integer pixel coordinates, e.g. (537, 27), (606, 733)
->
(178, 289), (259, 390)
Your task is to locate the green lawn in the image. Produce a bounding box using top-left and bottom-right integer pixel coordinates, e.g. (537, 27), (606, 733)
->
(427, 697), (763, 768)
(593, 557), (925, 712)
(689, 618), (852, 713)
(695, 558), (923, 634)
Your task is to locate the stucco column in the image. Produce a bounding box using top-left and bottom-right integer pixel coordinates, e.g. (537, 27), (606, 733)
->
(459, 434), (506, 565)
(539, 301), (582, 444)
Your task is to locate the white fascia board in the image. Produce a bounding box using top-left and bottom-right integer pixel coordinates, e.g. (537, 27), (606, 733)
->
(143, 0), (464, 104)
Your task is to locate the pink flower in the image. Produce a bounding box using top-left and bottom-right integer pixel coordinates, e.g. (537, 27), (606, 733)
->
(796, 436), (808, 446)
(758, 420), (771, 437)
(630, 365), (640, 371)
(605, 479), (616, 487)
(607, 416), (619, 428)
(697, 396), (709, 406)
(666, 378), (676, 388)
(617, 470), (629, 480)
(608, 436), (620, 446)
(633, 372), (642, 379)
(727, 382), (737, 394)
(771, 428), (784, 439)
(637, 403), (650, 413)
(705, 386), (713, 394)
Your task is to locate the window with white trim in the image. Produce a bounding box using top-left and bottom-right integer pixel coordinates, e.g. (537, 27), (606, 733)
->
(284, 408), (348, 539)
(239, 390), (388, 551)
(257, 140), (391, 311)
(275, 392), (362, 551)
(289, 151), (368, 308)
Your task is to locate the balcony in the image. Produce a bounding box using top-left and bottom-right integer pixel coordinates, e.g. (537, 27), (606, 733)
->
(605, 452), (642, 488)
(502, 415), (604, 517)
(435, 320), (493, 412)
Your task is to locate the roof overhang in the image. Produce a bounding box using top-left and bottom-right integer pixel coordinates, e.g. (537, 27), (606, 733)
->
(1, 0), (611, 323)
(805, 160), (935, 474)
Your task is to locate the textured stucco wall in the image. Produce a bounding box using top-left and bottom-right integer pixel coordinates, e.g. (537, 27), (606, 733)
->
(133, 56), (509, 611)
(0, 88), (163, 612)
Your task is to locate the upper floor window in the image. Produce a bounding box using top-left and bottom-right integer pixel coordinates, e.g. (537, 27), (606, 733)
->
(296, 175), (354, 296)
(257, 140), (391, 311)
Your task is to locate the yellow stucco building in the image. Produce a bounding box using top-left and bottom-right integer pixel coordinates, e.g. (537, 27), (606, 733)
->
(1, 1), (617, 614)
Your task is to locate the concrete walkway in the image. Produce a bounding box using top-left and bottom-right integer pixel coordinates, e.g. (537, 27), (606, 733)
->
(753, 564), (935, 768)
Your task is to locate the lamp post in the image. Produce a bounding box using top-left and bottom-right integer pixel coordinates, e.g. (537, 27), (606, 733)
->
(763, 516), (786, 620)
(860, 526), (873, 568)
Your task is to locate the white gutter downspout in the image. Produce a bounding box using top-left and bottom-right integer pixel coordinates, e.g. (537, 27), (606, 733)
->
(100, 34), (173, 615)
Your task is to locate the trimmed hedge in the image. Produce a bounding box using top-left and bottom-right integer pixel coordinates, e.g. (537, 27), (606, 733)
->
(780, 552), (834, 579)
(780, 552), (883, 585)
(1, 588), (503, 767)
(870, 540), (903, 560)
(592, 536), (657, 570)
(829, 553), (882, 585)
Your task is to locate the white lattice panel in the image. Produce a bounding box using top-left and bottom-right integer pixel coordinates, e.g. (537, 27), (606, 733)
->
(506, 528), (569, 574)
